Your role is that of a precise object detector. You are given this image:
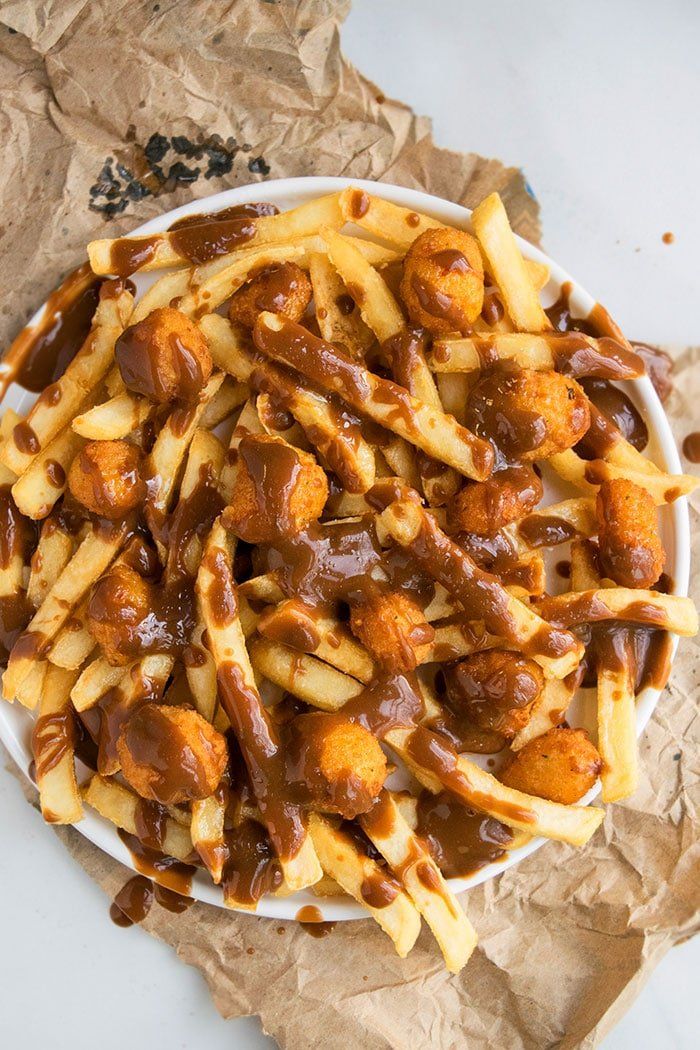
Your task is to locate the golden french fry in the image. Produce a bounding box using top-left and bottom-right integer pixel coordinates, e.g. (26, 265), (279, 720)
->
(511, 676), (575, 752)
(82, 774), (193, 861)
(88, 192), (345, 275)
(256, 598), (376, 683)
(27, 521), (74, 609)
(254, 313), (494, 481)
(72, 391), (152, 440)
(3, 524), (126, 701)
(308, 813), (421, 959)
(308, 251), (375, 359)
(429, 331), (644, 380)
(360, 790), (477, 973)
(201, 313), (376, 493)
(321, 226), (404, 342)
(537, 588), (698, 635)
(11, 423), (85, 520)
(31, 664), (83, 824)
(70, 657), (129, 712)
(471, 193), (551, 332)
(191, 793), (226, 883)
(48, 600), (94, 670)
(386, 726), (604, 846)
(598, 659), (638, 803)
(249, 637), (363, 710)
(377, 498), (583, 677)
(197, 520), (322, 892)
(1, 287), (133, 477)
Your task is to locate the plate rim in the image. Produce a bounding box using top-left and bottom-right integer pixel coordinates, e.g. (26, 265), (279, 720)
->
(0, 175), (690, 922)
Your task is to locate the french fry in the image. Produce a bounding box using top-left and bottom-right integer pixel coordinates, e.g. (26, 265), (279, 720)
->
(549, 448), (698, 505)
(511, 676), (576, 752)
(254, 313), (494, 480)
(377, 498), (583, 677)
(14, 659), (48, 711)
(72, 390), (152, 440)
(321, 226), (404, 342)
(0, 408), (20, 485)
(360, 790), (477, 973)
(308, 813), (421, 958)
(256, 598), (377, 683)
(339, 187), (443, 249)
(145, 372), (224, 555)
(11, 423), (85, 520)
(27, 520), (74, 609)
(71, 657), (128, 712)
(200, 377), (250, 429)
(48, 599), (94, 670)
(512, 497), (597, 551)
(164, 427), (225, 581)
(568, 540), (638, 802)
(82, 774), (193, 861)
(598, 653), (638, 803)
(3, 524), (126, 701)
(88, 192), (345, 275)
(429, 331), (644, 380)
(1, 287), (133, 477)
(201, 314), (376, 493)
(308, 251), (374, 359)
(184, 620), (218, 723)
(537, 588), (698, 635)
(249, 637), (364, 710)
(176, 245), (304, 318)
(197, 521), (322, 892)
(191, 792), (227, 883)
(385, 726), (604, 846)
(31, 664), (83, 824)
(471, 193), (551, 332)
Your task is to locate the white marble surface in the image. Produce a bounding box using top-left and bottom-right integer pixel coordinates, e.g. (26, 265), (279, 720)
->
(1, 1), (698, 1047)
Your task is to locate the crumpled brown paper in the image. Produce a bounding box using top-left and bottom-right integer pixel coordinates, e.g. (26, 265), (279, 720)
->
(1, 2), (697, 1048)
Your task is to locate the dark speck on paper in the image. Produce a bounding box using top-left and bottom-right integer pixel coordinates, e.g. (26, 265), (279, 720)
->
(88, 132), (257, 219)
(248, 155), (271, 176)
(673, 752), (681, 761)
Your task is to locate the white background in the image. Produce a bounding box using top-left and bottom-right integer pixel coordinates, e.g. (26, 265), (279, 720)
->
(1, 1), (698, 1047)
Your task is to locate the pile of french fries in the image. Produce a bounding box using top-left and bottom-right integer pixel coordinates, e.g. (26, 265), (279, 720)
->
(0, 185), (697, 976)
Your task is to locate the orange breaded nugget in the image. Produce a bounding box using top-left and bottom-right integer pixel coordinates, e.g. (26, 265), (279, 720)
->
(68, 440), (144, 520)
(87, 563), (152, 666)
(287, 712), (387, 818)
(222, 434), (328, 543)
(349, 589), (435, 673)
(500, 727), (602, 804)
(117, 703), (228, 804)
(115, 306), (212, 404)
(466, 368), (590, 463)
(400, 227), (484, 335)
(448, 464), (542, 536)
(445, 649), (544, 739)
(596, 478), (664, 588)
(228, 262), (312, 329)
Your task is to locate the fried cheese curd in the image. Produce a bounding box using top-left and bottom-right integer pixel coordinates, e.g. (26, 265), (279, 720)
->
(400, 227), (484, 335)
(287, 712), (387, 818)
(222, 433), (328, 543)
(447, 464), (543, 536)
(115, 306), (213, 404)
(67, 439), (144, 520)
(86, 563), (153, 666)
(444, 649), (545, 739)
(596, 478), (664, 588)
(500, 727), (602, 805)
(349, 588), (435, 673)
(466, 368), (590, 462)
(117, 703), (228, 805)
(228, 262), (312, 329)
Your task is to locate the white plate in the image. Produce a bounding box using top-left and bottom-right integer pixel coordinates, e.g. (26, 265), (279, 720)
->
(0, 176), (690, 922)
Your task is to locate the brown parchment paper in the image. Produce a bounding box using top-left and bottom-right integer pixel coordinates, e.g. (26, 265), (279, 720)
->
(0, 2), (697, 1047)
